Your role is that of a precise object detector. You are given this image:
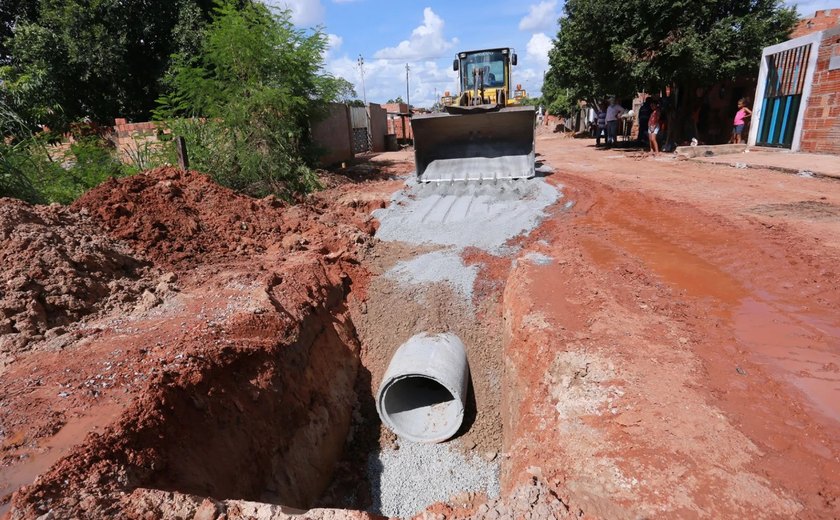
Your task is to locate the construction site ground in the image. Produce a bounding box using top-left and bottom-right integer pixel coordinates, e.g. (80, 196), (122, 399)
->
(1, 132), (839, 519)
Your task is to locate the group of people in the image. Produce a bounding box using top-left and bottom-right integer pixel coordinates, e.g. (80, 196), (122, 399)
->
(591, 96), (628, 147)
(590, 95), (753, 156)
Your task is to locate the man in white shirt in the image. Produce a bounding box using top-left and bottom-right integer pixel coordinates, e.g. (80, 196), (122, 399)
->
(605, 96), (625, 147)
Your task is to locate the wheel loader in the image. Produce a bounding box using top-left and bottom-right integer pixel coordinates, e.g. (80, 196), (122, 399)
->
(412, 48), (536, 183)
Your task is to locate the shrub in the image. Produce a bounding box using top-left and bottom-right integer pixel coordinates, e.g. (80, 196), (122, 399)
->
(155, 1), (344, 199)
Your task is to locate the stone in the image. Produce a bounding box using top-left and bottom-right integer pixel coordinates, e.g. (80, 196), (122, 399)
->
(193, 498), (224, 520)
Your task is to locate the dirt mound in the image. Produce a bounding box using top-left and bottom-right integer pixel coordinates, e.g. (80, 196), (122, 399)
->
(73, 167), (302, 268)
(6, 255), (363, 519)
(0, 198), (149, 357)
(74, 166), (380, 271)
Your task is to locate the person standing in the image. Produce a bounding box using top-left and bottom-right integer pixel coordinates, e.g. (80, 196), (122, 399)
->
(637, 98), (652, 145)
(732, 98), (752, 144)
(647, 98), (661, 156)
(605, 96), (625, 147)
(595, 104), (607, 147)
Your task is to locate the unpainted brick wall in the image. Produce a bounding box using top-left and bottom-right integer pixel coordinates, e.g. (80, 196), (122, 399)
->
(799, 31), (840, 154)
(792, 9), (840, 38)
(112, 119), (168, 164)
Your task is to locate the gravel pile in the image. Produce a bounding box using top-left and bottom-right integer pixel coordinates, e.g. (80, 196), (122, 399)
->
(385, 250), (479, 299)
(368, 441), (500, 518)
(373, 178), (560, 252)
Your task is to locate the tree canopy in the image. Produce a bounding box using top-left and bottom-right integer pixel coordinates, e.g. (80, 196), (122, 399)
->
(0, 0), (217, 131)
(155, 1), (344, 198)
(544, 0), (798, 105)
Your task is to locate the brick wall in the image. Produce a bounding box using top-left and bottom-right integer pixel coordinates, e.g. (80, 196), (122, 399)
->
(112, 118), (168, 163)
(387, 114), (413, 141)
(382, 102), (409, 114)
(799, 28), (840, 154)
(791, 9), (840, 38)
(112, 109), (360, 165)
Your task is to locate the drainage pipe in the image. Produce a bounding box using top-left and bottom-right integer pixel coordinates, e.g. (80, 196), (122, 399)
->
(376, 332), (470, 443)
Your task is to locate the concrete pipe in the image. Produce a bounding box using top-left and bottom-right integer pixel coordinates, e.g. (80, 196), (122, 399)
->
(376, 332), (470, 443)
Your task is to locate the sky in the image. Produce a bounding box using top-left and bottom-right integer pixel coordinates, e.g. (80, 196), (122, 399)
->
(270, 0), (839, 108)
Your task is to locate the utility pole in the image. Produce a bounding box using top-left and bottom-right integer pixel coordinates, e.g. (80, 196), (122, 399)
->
(358, 54), (372, 152)
(405, 63), (410, 109)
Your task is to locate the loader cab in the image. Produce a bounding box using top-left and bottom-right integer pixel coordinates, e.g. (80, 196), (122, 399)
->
(453, 48), (517, 101)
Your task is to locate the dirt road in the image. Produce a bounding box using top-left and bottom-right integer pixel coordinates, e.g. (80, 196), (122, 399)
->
(499, 134), (840, 517)
(1, 137), (838, 519)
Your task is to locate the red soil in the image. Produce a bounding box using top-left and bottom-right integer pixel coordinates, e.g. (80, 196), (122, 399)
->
(1, 162), (398, 519)
(500, 136), (840, 518)
(0, 199), (150, 359)
(3, 141), (839, 519)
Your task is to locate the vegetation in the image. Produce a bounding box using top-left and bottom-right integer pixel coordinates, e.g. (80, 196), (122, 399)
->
(0, 104), (131, 204)
(543, 0), (797, 113)
(0, 0), (217, 131)
(1, 1), (353, 203)
(155, 1), (345, 199)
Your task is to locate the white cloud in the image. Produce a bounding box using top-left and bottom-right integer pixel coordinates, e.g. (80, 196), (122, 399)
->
(323, 33), (343, 60)
(374, 8), (458, 61)
(518, 1), (558, 32)
(327, 33), (343, 52)
(512, 67), (538, 94)
(526, 32), (552, 69)
(326, 54), (459, 108)
(785, 0), (836, 16)
(266, 0), (325, 26)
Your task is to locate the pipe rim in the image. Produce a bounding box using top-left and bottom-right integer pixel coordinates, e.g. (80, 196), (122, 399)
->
(378, 373), (464, 443)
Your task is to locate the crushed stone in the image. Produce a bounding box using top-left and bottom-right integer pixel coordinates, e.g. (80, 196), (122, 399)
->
(519, 252), (554, 266)
(373, 177), (560, 253)
(368, 440), (500, 519)
(384, 250), (479, 299)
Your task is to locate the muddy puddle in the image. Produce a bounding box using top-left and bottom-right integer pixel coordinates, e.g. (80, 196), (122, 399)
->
(0, 404), (122, 517)
(579, 190), (840, 427)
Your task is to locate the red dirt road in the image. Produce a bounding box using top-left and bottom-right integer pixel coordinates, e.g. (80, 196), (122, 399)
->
(501, 135), (840, 517)
(1, 139), (839, 519)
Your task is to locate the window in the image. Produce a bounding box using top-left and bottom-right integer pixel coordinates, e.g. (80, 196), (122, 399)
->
(461, 51), (506, 90)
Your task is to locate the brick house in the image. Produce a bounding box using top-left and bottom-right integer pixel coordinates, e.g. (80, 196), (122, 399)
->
(748, 9), (840, 154)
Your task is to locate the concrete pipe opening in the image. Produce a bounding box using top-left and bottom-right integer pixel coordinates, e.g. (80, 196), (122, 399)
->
(376, 333), (470, 443)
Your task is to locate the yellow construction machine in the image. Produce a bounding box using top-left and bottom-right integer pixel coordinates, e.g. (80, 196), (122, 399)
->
(413, 47), (535, 182)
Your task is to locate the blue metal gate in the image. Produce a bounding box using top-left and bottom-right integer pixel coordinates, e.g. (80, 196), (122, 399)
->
(757, 44), (811, 148)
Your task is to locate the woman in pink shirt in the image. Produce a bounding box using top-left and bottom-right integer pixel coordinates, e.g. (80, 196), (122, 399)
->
(647, 98), (661, 156)
(732, 98), (752, 144)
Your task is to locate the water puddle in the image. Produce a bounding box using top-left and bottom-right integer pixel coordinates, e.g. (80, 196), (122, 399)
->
(0, 403), (123, 516)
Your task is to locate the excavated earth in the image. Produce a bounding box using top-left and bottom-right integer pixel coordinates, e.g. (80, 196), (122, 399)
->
(1, 135), (840, 520)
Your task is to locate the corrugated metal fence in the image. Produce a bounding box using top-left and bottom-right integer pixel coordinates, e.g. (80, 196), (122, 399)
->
(350, 107), (370, 153)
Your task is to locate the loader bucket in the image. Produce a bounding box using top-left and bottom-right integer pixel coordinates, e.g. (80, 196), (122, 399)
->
(412, 106), (536, 183)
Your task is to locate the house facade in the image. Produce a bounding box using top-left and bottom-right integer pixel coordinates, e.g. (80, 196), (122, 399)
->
(748, 9), (840, 154)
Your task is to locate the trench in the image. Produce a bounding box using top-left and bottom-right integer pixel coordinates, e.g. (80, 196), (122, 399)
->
(155, 177), (558, 518)
(111, 266), (507, 519)
(8, 173), (561, 519)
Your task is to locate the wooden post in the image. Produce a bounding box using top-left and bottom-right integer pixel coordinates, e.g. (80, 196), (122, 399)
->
(175, 136), (189, 171)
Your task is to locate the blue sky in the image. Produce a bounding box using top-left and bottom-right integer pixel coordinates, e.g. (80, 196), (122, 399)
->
(273, 0), (838, 108)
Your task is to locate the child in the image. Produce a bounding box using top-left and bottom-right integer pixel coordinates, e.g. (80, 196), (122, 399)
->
(648, 98), (661, 156)
(732, 98), (752, 144)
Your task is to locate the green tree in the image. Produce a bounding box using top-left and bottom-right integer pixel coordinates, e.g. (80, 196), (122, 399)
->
(544, 0), (797, 114)
(332, 77), (358, 103)
(0, 0), (39, 64)
(0, 0), (216, 131)
(155, 1), (341, 199)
